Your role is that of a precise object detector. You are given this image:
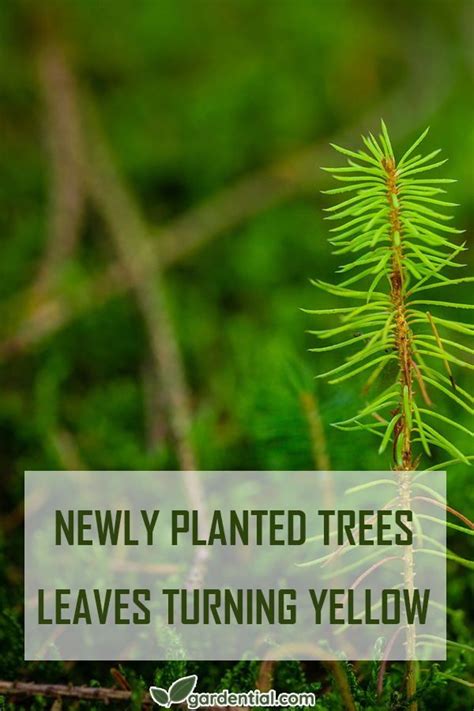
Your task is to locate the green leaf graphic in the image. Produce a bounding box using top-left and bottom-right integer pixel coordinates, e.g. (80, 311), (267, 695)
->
(149, 686), (170, 707)
(168, 674), (198, 703)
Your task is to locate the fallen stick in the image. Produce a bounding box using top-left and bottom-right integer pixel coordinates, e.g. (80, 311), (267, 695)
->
(0, 680), (147, 705)
(35, 36), (85, 290)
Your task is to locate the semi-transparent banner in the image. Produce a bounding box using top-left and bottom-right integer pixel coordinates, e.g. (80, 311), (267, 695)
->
(24, 470), (446, 661)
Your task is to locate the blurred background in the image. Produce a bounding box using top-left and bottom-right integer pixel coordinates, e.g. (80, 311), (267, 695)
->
(0, 0), (472, 707)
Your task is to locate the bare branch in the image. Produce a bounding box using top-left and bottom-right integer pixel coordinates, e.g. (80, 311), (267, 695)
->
(0, 680), (148, 705)
(80, 98), (198, 474)
(35, 38), (85, 289)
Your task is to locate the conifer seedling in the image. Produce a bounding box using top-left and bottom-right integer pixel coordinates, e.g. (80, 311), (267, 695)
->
(307, 121), (473, 707)
(307, 121), (473, 471)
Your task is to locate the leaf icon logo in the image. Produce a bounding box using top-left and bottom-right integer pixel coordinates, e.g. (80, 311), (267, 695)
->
(150, 674), (198, 707)
(149, 687), (170, 707)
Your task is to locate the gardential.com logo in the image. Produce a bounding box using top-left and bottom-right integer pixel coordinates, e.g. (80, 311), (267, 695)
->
(149, 674), (317, 709)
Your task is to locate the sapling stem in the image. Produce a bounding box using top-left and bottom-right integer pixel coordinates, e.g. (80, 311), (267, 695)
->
(384, 150), (418, 707)
(384, 153), (414, 470)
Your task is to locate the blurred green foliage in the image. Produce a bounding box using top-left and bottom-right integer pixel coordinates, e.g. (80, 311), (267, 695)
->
(0, 0), (472, 708)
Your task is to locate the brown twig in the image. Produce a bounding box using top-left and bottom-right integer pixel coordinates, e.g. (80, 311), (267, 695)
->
(300, 391), (331, 472)
(411, 357), (432, 406)
(426, 311), (456, 390)
(110, 667), (131, 691)
(72, 95), (197, 474)
(0, 679), (147, 705)
(256, 659), (275, 693)
(377, 625), (409, 696)
(323, 661), (357, 711)
(48, 428), (86, 470)
(142, 353), (169, 450)
(300, 389), (336, 513)
(35, 37), (85, 290)
(413, 496), (474, 529)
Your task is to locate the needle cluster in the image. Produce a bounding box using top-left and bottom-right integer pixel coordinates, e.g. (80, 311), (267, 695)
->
(307, 121), (473, 469)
